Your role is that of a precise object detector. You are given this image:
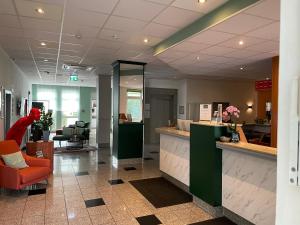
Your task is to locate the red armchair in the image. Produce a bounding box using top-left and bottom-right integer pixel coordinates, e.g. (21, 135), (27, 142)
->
(0, 140), (51, 190)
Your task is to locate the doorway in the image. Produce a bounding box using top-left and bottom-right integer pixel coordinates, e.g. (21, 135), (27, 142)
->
(4, 90), (12, 138)
(144, 88), (177, 145)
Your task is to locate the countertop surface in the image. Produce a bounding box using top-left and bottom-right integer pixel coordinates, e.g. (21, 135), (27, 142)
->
(216, 141), (277, 157)
(155, 127), (190, 139)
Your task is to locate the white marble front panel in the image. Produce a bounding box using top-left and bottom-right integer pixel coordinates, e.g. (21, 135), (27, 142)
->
(160, 134), (190, 186)
(222, 150), (276, 225)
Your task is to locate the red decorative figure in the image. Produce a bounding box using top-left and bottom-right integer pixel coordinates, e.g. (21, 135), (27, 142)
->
(5, 108), (41, 146)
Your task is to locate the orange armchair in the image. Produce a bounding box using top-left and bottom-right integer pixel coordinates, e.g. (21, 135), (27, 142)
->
(0, 140), (51, 190)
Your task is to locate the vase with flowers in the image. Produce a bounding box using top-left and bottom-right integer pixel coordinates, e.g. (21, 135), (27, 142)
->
(222, 106), (240, 143)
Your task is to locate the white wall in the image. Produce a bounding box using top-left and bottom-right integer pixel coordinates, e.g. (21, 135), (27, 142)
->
(276, 1), (300, 224)
(186, 79), (257, 123)
(145, 78), (256, 123)
(0, 47), (31, 140)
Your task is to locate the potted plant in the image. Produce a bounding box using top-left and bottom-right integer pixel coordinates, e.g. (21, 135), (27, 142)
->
(222, 105), (240, 143)
(37, 108), (53, 141)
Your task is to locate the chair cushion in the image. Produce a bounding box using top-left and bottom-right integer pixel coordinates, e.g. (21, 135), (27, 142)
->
(2, 151), (28, 169)
(19, 167), (50, 184)
(53, 135), (71, 141)
(63, 127), (74, 136)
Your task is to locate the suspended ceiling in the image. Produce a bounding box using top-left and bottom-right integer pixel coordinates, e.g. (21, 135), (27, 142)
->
(0, 0), (279, 86)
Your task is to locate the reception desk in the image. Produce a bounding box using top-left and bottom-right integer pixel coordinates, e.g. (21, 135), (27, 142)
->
(157, 124), (277, 225)
(155, 127), (190, 186)
(217, 142), (277, 225)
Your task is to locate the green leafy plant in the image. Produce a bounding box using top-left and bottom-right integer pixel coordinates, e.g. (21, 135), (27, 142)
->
(36, 108), (53, 131)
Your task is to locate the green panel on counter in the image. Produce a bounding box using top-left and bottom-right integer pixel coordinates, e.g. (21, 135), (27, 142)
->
(118, 123), (143, 159)
(190, 124), (227, 206)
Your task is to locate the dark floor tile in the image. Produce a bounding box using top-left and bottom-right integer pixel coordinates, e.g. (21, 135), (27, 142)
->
(108, 179), (124, 185)
(136, 215), (162, 225)
(98, 161), (106, 164)
(124, 167), (137, 171)
(85, 198), (105, 208)
(75, 171), (89, 176)
(143, 157), (154, 160)
(28, 188), (46, 196)
(189, 217), (237, 225)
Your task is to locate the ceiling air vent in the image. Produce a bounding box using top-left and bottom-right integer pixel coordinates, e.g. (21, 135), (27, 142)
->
(62, 63), (94, 72)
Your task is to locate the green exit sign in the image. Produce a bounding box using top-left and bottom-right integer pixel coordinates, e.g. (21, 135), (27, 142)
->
(70, 74), (78, 81)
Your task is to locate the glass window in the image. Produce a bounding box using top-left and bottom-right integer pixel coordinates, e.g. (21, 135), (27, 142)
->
(61, 89), (79, 127)
(127, 90), (142, 122)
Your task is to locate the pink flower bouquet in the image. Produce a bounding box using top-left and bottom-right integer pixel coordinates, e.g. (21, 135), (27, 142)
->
(222, 106), (240, 132)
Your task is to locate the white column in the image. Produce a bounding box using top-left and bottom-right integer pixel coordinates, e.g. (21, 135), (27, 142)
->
(96, 75), (111, 149)
(276, 0), (300, 224)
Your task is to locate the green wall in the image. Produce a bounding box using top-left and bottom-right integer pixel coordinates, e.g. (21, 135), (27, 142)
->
(32, 84), (96, 130)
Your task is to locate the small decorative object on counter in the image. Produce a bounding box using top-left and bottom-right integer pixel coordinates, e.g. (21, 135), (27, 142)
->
(222, 105), (241, 143)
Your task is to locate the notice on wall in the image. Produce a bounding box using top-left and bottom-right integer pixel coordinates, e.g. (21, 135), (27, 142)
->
(199, 104), (212, 121)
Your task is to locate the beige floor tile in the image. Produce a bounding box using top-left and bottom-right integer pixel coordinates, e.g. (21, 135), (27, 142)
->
(90, 214), (114, 225)
(67, 207), (89, 219)
(68, 216), (92, 225)
(21, 215), (45, 225)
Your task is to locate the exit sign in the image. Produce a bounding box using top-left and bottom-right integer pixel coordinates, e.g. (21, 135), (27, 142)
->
(70, 74), (78, 81)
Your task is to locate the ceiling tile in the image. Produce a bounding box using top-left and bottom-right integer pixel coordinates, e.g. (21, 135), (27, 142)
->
(246, 22), (280, 41)
(64, 8), (108, 28)
(93, 39), (122, 50)
(171, 41), (210, 52)
(97, 29), (131, 42)
(246, 40), (279, 53)
(63, 24), (100, 38)
(105, 16), (147, 32)
(0, 0), (16, 15)
(0, 15), (21, 28)
(20, 17), (60, 32)
(113, 0), (165, 22)
(15, 0), (63, 21)
(224, 49), (261, 59)
(24, 30), (60, 42)
(146, 0), (173, 5)
(172, 0), (228, 13)
(218, 35), (266, 49)
(67, 0), (119, 14)
(0, 27), (24, 38)
(153, 6), (201, 28)
(211, 13), (273, 35)
(200, 45), (235, 56)
(189, 30), (234, 45)
(143, 22), (177, 39)
(245, 0), (280, 20)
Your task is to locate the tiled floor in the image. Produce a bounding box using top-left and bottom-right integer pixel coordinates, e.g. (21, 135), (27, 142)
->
(0, 146), (213, 225)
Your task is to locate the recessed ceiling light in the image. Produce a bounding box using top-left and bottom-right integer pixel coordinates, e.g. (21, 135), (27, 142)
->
(143, 38), (149, 43)
(35, 8), (45, 14)
(134, 78), (137, 81)
(266, 77), (271, 80)
(40, 42), (46, 46)
(240, 67), (244, 70)
(198, 0), (206, 3)
(125, 81), (129, 84)
(239, 40), (244, 46)
(196, 56), (200, 60)
(43, 59), (48, 62)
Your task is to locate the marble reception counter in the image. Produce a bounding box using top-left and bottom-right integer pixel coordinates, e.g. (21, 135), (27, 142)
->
(155, 127), (190, 186)
(217, 142), (277, 225)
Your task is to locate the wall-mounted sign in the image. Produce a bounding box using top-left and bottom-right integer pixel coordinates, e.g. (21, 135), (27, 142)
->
(255, 80), (272, 90)
(179, 105), (184, 115)
(199, 104), (212, 121)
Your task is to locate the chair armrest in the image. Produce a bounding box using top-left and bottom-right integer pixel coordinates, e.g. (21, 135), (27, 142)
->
(23, 154), (50, 168)
(0, 163), (20, 189)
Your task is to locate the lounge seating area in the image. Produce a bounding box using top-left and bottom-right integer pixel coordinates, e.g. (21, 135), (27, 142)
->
(52, 121), (90, 148)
